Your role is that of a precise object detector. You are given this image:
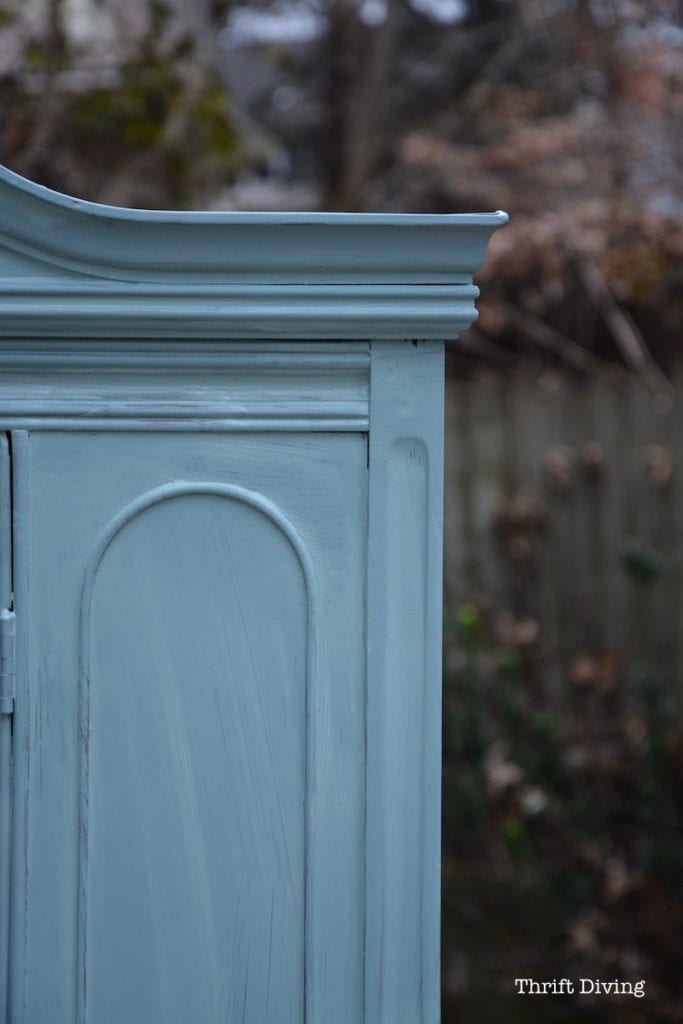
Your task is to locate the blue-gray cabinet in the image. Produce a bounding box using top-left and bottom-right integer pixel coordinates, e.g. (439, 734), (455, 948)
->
(0, 165), (505, 1024)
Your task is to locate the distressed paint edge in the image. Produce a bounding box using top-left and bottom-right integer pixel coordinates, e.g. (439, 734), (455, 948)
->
(7, 431), (29, 1024)
(0, 435), (11, 1024)
(76, 482), (318, 1024)
(0, 345), (371, 371)
(0, 344), (370, 430)
(0, 418), (369, 433)
(0, 402), (368, 424)
(0, 437), (10, 604)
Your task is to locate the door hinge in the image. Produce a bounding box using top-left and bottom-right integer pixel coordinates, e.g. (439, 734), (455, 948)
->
(0, 608), (15, 715)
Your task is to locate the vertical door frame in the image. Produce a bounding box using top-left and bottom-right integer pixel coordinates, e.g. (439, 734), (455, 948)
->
(0, 433), (11, 1024)
(365, 340), (444, 1024)
(6, 431), (28, 1024)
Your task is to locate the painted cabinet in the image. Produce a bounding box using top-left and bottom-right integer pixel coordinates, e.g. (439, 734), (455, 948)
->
(0, 165), (505, 1024)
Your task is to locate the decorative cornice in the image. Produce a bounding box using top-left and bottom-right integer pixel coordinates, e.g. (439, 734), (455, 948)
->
(0, 281), (483, 340)
(0, 164), (507, 340)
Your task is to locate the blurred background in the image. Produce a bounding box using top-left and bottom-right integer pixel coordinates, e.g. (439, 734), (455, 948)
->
(1, 1), (681, 1020)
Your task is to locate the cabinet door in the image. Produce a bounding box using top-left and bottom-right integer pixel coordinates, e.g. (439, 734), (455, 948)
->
(9, 431), (367, 1024)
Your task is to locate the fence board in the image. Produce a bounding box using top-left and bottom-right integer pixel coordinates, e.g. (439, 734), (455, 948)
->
(444, 363), (681, 692)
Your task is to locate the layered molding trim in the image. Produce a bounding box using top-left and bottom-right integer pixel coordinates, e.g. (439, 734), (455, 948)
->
(0, 341), (369, 430)
(0, 281), (483, 341)
(0, 165), (507, 341)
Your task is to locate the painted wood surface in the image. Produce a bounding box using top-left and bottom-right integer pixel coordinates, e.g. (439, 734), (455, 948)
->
(0, 341), (370, 432)
(0, 437), (11, 1024)
(11, 433), (366, 1024)
(0, 165), (506, 340)
(0, 162), (506, 1024)
(365, 342), (444, 1024)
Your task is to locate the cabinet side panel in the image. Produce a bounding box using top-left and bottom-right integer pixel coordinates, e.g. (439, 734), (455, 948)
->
(82, 491), (306, 1024)
(366, 341), (444, 1024)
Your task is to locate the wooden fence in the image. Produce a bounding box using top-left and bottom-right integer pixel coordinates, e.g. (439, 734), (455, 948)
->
(443, 362), (683, 690)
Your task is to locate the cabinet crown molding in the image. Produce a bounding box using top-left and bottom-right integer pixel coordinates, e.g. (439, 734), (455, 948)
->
(0, 164), (507, 340)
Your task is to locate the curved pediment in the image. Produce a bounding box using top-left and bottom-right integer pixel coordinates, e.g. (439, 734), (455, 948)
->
(0, 163), (507, 339)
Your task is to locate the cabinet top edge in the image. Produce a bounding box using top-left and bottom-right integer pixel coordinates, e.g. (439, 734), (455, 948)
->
(1, 164), (507, 229)
(0, 163), (507, 289)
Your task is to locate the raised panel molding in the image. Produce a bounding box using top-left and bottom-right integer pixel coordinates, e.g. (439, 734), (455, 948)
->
(78, 483), (317, 1023)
